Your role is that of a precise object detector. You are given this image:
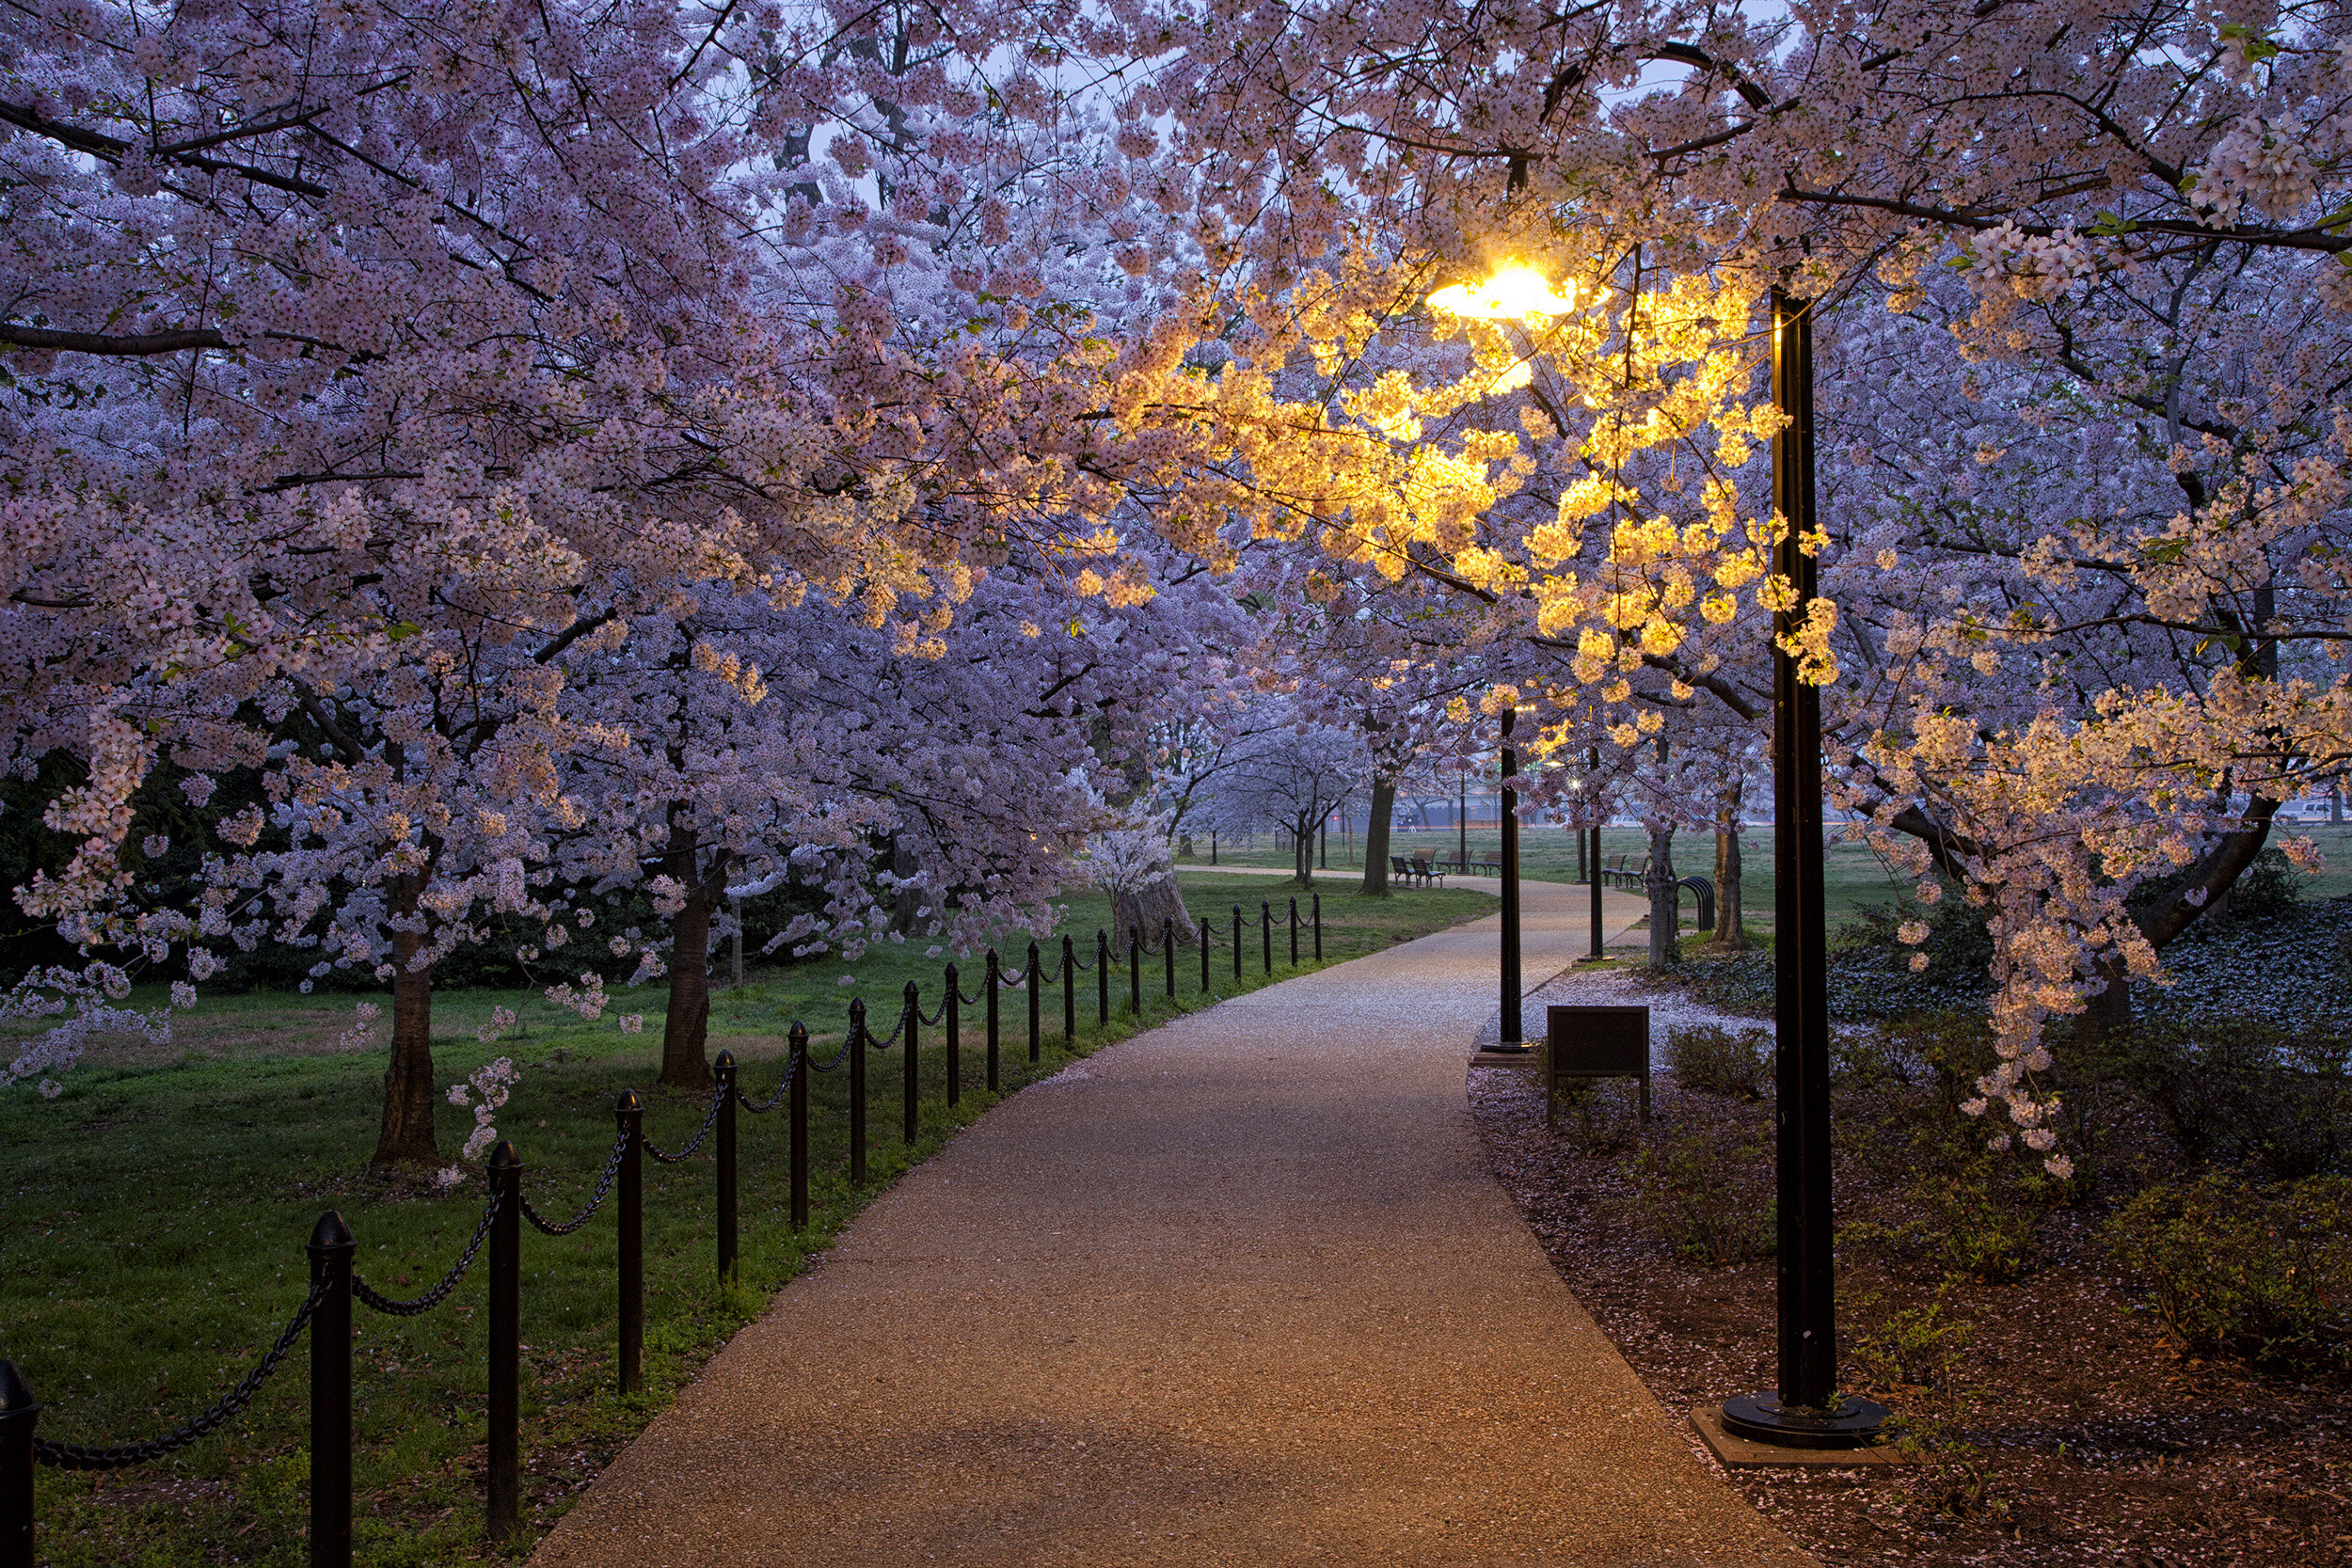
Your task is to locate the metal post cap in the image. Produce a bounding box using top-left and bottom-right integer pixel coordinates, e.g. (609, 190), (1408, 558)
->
(787, 1020), (809, 1042)
(615, 1087), (643, 1114)
(0, 1357), (40, 1417)
(307, 1210), (356, 1254)
(713, 1049), (736, 1071)
(487, 1140), (520, 1168)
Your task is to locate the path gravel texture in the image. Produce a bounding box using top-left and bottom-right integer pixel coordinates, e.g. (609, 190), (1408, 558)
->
(531, 880), (1815, 1568)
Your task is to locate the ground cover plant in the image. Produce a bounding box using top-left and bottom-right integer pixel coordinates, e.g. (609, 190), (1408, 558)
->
(1472, 967), (2352, 1566)
(0, 871), (1495, 1566)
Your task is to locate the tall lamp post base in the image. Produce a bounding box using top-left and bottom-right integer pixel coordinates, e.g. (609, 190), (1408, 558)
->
(1720, 1391), (1893, 1449)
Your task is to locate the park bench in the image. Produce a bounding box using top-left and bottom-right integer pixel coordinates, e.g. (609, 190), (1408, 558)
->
(1408, 849), (1446, 886)
(1390, 853), (1435, 887)
(1600, 854), (1651, 888)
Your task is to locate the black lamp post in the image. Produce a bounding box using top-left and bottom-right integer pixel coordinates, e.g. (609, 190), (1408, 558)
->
(1581, 745), (1604, 962)
(1719, 289), (1888, 1448)
(1493, 705), (1528, 1052)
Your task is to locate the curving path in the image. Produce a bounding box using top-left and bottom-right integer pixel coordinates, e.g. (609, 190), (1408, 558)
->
(531, 880), (1813, 1567)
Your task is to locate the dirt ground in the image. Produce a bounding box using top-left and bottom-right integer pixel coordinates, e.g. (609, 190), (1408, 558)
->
(1469, 1062), (2352, 1567)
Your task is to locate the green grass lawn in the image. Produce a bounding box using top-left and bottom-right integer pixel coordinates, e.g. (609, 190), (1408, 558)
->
(1185, 825), (1907, 937)
(1, 870), (1495, 1567)
(1193, 818), (2352, 940)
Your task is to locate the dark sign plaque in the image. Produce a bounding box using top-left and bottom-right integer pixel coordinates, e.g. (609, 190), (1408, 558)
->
(1543, 1005), (1651, 1126)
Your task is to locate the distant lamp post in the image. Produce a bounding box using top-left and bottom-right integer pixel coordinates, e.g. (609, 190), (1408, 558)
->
(1493, 705), (1527, 1052)
(1580, 746), (1605, 963)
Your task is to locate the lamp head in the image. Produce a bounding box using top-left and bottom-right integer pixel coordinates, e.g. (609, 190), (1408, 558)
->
(1427, 263), (1593, 321)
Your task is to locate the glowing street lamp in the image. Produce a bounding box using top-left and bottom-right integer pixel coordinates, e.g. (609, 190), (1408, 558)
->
(1426, 263), (1596, 320)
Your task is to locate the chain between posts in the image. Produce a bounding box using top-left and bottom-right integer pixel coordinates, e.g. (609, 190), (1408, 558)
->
(738, 1050), (797, 1114)
(31, 1276), (327, 1471)
(354, 1187), (502, 1310)
(644, 1078), (728, 1164)
(516, 1130), (629, 1234)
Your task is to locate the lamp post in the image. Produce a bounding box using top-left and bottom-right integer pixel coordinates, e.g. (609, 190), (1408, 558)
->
(1494, 705), (1526, 1052)
(1583, 747), (1604, 962)
(1718, 289), (1888, 1449)
(1430, 266), (1593, 1056)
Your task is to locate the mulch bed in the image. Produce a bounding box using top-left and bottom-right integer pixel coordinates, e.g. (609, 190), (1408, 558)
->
(1469, 1055), (2352, 1566)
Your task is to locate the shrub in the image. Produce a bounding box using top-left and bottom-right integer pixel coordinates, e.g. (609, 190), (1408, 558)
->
(1663, 1022), (1770, 1099)
(1548, 1078), (1644, 1154)
(1827, 888), (1996, 1019)
(1626, 1131), (1775, 1263)
(1831, 1023), (1925, 1092)
(1846, 1275), (1977, 1395)
(2099, 1020), (2351, 1180)
(2106, 1171), (2352, 1372)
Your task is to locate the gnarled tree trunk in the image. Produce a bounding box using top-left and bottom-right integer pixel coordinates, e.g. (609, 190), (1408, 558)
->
(1645, 825), (1678, 970)
(1712, 784), (1746, 950)
(1114, 876), (1196, 947)
(373, 871), (439, 1169)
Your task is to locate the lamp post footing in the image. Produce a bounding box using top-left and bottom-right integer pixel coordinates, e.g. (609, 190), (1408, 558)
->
(1720, 1391), (1893, 1449)
(1482, 1042), (1533, 1055)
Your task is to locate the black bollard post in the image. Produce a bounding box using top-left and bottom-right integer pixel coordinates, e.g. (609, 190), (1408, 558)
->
(1313, 893), (1323, 960)
(616, 1090), (644, 1391)
(985, 949), (1001, 1091)
(944, 966), (961, 1106)
(1200, 916), (1211, 994)
(0, 1360), (36, 1568)
(1232, 905), (1243, 978)
(902, 983), (920, 1146)
(306, 1212), (355, 1568)
(485, 1143), (522, 1543)
(1096, 928), (1110, 1025)
(849, 997), (868, 1186)
(1261, 900), (1273, 974)
(1060, 937), (1076, 1046)
(1163, 917), (1175, 1001)
(713, 1053), (739, 1282)
(787, 1024), (810, 1229)
(1289, 897), (1299, 967)
(1128, 926), (1141, 1016)
(1025, 941), (1041, 1062)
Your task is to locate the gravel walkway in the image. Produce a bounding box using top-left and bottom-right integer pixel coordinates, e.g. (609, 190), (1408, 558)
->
(530, 880), (1815, 1567)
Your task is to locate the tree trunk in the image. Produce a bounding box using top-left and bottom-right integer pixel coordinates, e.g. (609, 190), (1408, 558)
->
(1712, 823), (1745, 948)
(373, 873), (439, 1169)
(1645, 824), (1678, 969)
(1360, 776), (1396, 896)
(1114, 876), (1196, 946)
(659, 832), (733, 1089)
(660, 889), (717, 1087)
(1293, 812), (1314, 884)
